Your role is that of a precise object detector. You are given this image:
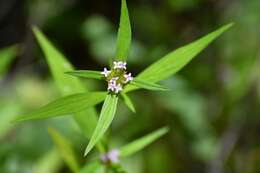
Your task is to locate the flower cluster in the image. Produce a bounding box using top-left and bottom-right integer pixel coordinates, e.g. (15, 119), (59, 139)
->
(101, 61), (133, 94)
(100, 149), (120, 164)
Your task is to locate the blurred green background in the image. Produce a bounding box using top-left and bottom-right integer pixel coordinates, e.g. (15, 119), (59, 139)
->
(1, 0), (260, 172)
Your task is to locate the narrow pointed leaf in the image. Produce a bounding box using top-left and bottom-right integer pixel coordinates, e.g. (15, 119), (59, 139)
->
(84, 94), (118, 156)
(33, 27), (104, 141)
(33, 26), (85, 94)
(13, 92), (106, 122)
(130, 79), (169, 91)
(66, 70), (103, 80)
(48, 127), (80, 173)
(124, 23), (233, 93)
(121, 93), (136, 113)
(115, 0), (131, 61)
(120, 127), (169, 157)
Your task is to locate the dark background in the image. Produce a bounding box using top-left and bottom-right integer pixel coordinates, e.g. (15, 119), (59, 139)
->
(1, 0), (260, 173)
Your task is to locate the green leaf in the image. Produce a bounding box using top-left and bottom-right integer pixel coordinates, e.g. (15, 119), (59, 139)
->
(130, 79), (169, 91)
(13, 92), (107, 122)
(32, 27), (104, 141)
(48, 127), (80, 173)
(84, 94), (118, 156)
(124, 23), (233, 93)
(78, 161), (102, 173)
(0, 45), (18, 77)
(120, 127), (169, 157)
(66, 70), (103, 80)
(33, 26), (85, 94)
(115, 0), (131, 61)
(121, 93), (136, 113)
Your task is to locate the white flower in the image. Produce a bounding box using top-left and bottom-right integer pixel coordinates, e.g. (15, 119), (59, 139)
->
(124, 73), (133, 83)
(108, 77), (122, 93)
(100, 149), (120, 163)
(108, 81), (116, 92)
(114, 84), (122, 93)
(101, 67), (111, 77)
(113, 61), (127, 70)
(108, 83), (122, 93)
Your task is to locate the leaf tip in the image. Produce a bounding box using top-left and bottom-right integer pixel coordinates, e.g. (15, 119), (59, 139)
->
(161, 86), (171, 91)
(220, 22), (234, 33)
(32, 25), (40, 35)
(227, 22), (235, 28)
(128, 105), (136, 113)
(121, 0), (127, 6)
(84, 148), (90, 157)
(84, 143), (94, 157)
(161, 126), (170, 134)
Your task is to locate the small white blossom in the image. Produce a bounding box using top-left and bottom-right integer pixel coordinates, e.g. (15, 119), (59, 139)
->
(108, 81), (116, 92)
(124, 73), (133, 83)
(108, 83), (122, 93)
(114, 84), (122, 93)
(108, 77), (122, 93)
(100, 149), (120, 163)
(101, 67), (111, 77)
(113, 61), (127, 70)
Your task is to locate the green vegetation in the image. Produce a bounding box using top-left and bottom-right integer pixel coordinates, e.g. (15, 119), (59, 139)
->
(1, 0), (260, 172)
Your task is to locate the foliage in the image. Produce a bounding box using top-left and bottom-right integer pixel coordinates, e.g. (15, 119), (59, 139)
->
(2, 0), (259, 172)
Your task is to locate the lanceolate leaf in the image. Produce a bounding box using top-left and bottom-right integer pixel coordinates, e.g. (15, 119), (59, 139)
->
(120, 127), (169, 157)
(121, 93), (136, 113)
(48, 127), (80, 173)
(115, 0), (131, 61)
(33, 27), (85, 94)
(13, 92), (106, 122)
(84, 94), (118, 156)
(130, 79), (169, 91)
(66, 70), (103, 80)
(32, 27), (103, 140)
(124, 23), (233, 93)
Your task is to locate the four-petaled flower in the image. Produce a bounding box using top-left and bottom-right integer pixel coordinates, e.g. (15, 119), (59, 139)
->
(101, 67), (111, 77)
(124, 73), (133, 83)
(108, 77), (123, 93)
(113, 61), (127, 70)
